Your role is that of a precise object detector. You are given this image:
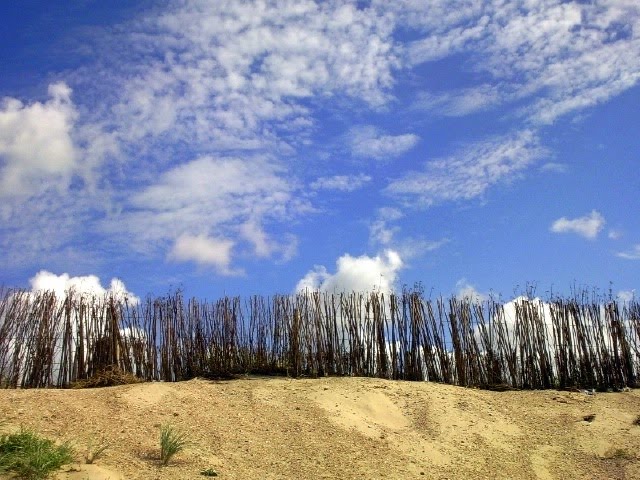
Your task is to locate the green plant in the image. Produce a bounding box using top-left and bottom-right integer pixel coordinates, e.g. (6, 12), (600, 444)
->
(201, 467), (218, 476)
(0, 428), (74, 479)
(159, 424), (189, 466)
(84, 436), (110, 464)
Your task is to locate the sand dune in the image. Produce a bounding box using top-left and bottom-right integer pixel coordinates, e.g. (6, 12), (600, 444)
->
(0, 377), (638, 479)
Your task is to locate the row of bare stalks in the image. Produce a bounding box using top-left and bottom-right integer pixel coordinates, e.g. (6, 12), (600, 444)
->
(0, 288), (637, 390)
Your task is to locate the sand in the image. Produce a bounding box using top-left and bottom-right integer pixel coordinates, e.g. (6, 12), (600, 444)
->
(0, 377), (638, 479)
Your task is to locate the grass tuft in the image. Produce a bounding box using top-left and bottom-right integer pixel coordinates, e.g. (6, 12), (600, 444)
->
(0, 428), (74, 479)
(159, 424), (189, 466)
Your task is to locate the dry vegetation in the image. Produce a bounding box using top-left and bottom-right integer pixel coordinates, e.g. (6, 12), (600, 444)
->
(0, 376), (638, 479)
(0, 289), (638, 391)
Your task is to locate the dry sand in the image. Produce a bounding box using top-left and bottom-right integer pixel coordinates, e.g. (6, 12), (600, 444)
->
(0, 377), (638, 479)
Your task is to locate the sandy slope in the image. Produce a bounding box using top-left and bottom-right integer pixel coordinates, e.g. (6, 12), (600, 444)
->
(0, 377), (638, 480)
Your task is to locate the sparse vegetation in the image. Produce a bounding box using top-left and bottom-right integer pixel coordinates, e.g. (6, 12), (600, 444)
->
(633, 415), (640, 426)
(0, 428), (74, 479)
(201, 467), (218, 476)
(84, 436), (110, 464)
(159, 424), (189, 466)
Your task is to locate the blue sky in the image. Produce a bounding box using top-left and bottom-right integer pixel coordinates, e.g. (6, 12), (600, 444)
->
(0, 0), (638, 302)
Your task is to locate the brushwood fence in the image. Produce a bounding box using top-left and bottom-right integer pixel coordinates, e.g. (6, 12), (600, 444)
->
(0, 288), (637, 390)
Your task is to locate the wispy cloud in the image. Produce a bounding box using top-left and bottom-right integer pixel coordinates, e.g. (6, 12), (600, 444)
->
(540, 162), (567, 174)
(91, 1), (399, 158)
(310, 174), (372, 192)
(169, 234), (238, 275)
(112, 155), (309, 270)
(616, 244), (640, 260)
(369, 207), (447, 260)
(415, 85), (500, 117)
(386, 130), (547, 207)
(550, 210), (606, 239)
(386, 0), (640, 125)
(349, 126), (419, 160)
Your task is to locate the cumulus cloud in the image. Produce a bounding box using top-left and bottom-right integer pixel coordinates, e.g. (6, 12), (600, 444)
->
(616, 244), (640, 260)
(29, 270), (139, 304)
(349, 126), (419, 160)
(296, 249), (403, 293)
(0, 83), (78, 197)
(455, 279), (487, 302)
(550, 210), (606, 239)
(310, 174), (372, 192)
(386, 130), (547, 207)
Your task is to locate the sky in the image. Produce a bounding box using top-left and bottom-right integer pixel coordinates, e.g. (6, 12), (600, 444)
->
(0, 0), (638, 302)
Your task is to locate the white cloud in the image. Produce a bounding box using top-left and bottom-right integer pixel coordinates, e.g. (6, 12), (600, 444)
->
(96, 0), (399, 155)
(239, 219), (274, 258)
(608, 230), (622, 240)
(369, 207), (447, 260)
(169, 234), (237, 274)
(376, 207), (404, 223)
(415, 85), (501, 117)
(386, 130), (546, 207)
(350, 126), (419, 160)
(617, 290), (636, 302)
(310, 174), (372, 192)
(4, 0), (640, 278)
(455, 279), (486, 302)
(540, 162), (567, 174)
(369, 218), (399, 247)
(550, 210), (606, 239)
(29, 270), (139, 304)
(114, 155), (307, 270)
(0, 83), (78, 198)
(397, 237), (449, 260)
(616, 244), (640, 260)
(382, 1), (640, 125)
(406, 14), (489, 64)
(296, 249), (403, 293)
(239, 218), (298, 261)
